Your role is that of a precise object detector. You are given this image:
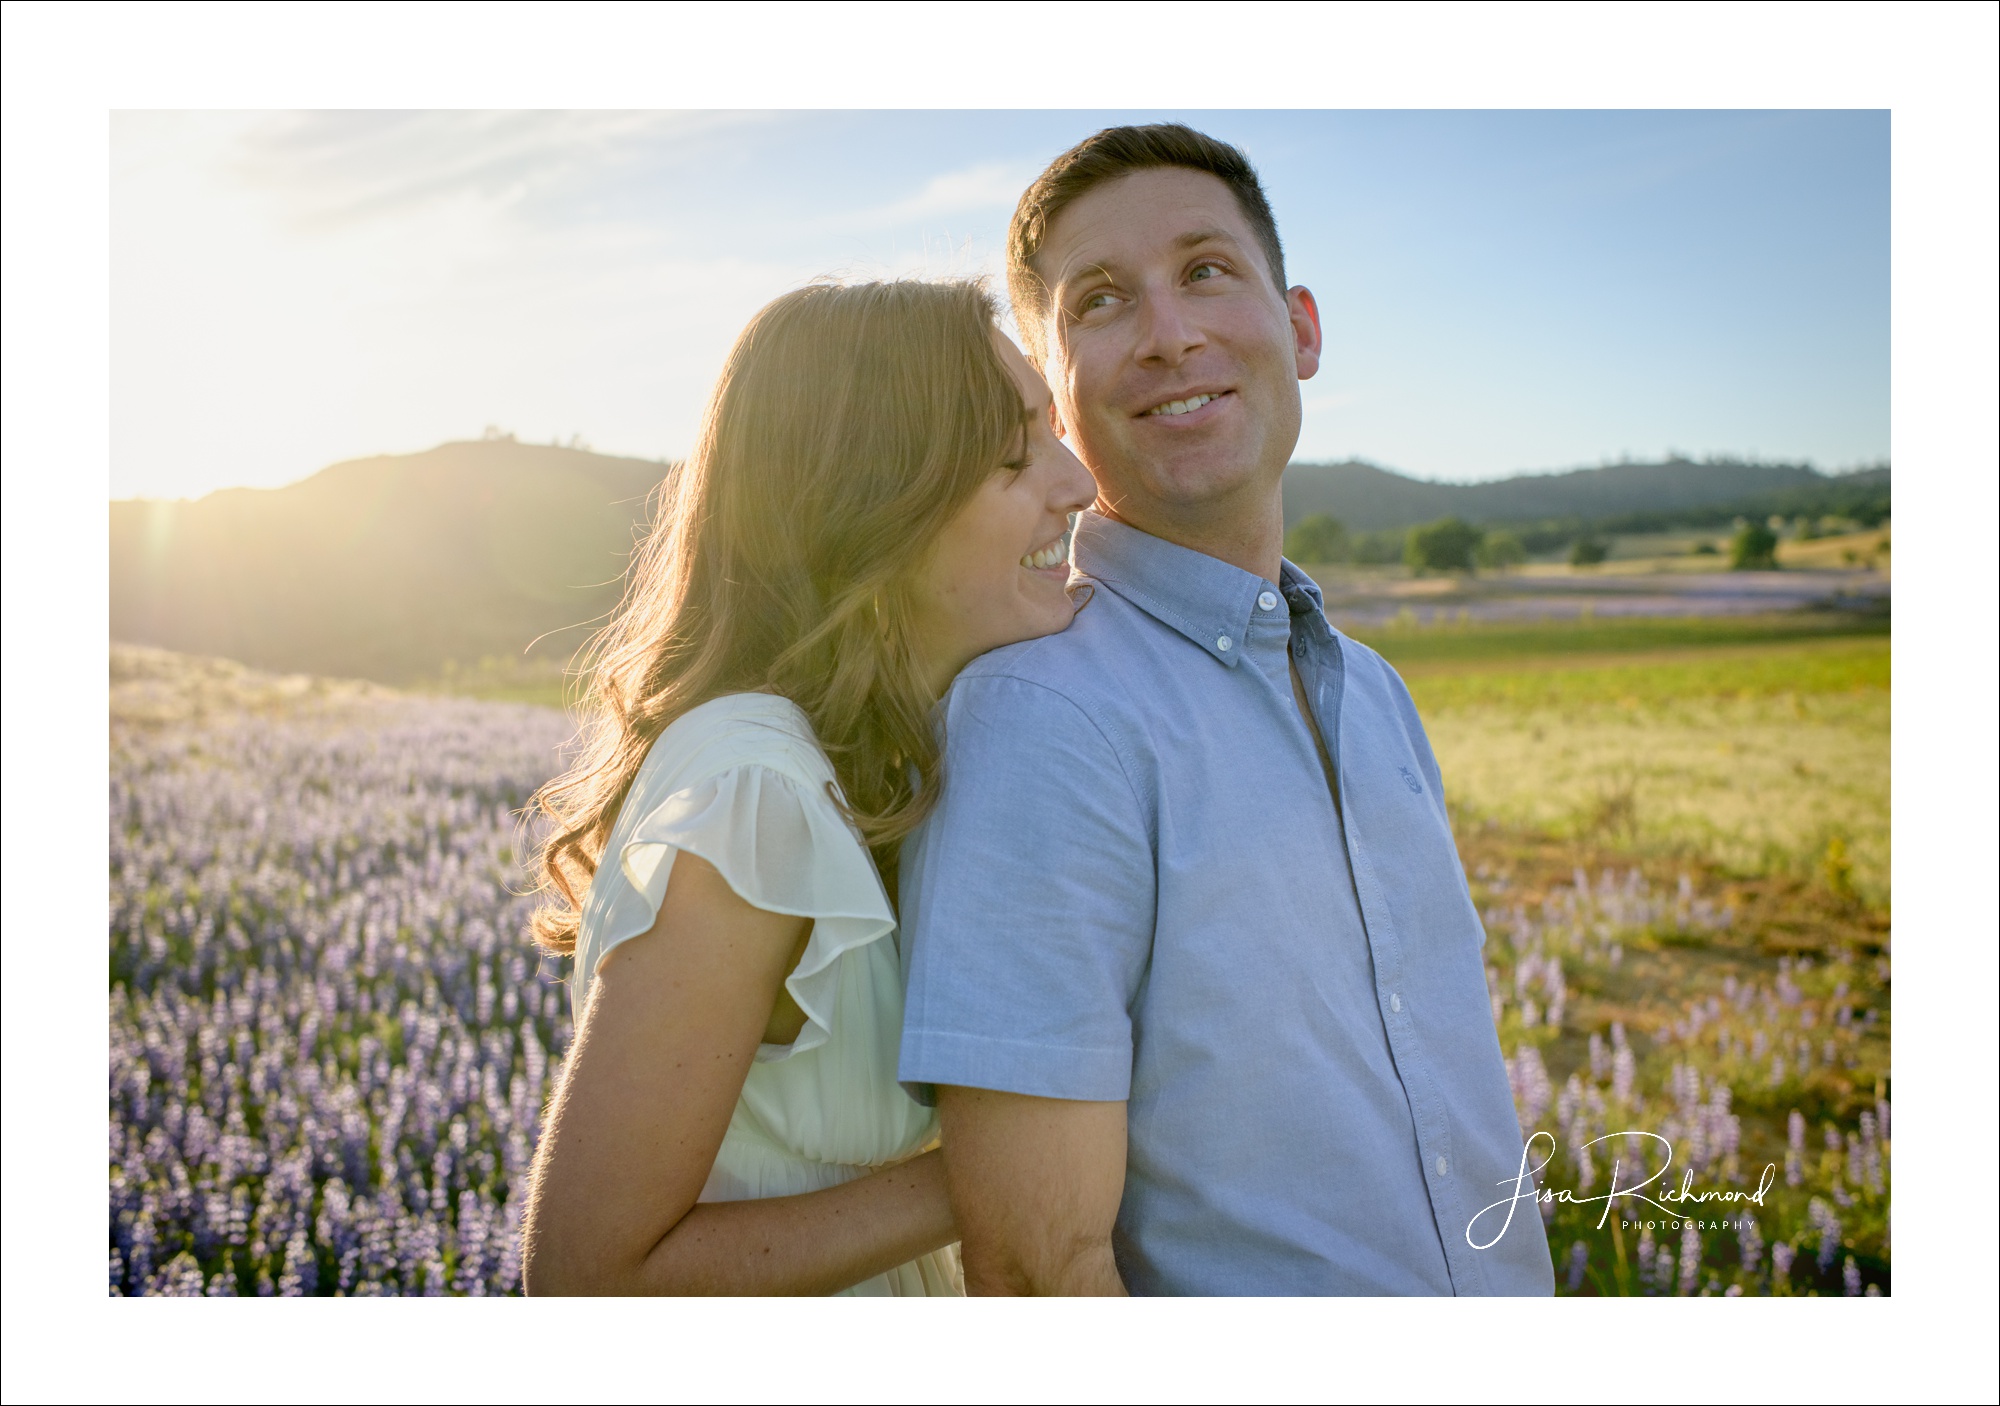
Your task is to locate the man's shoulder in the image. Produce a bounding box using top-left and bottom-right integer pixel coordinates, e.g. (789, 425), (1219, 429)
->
(953, 583), (1168, 705)
(1330, 629), (1415, 701)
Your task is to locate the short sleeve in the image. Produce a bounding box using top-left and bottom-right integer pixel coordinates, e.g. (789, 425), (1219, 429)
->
(898, 673), (1156, 1102)
(587, 763), (896, 1062)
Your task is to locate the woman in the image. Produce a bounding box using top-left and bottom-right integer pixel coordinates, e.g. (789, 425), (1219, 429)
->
(520, 280), (1094, 1295)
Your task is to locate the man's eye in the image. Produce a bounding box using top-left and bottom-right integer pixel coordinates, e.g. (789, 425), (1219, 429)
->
(1189, 261), (1224, 282)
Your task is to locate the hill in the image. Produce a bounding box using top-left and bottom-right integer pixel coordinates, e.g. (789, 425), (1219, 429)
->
(112, 440), (1891, 688)
(1282, 457), (1889, 533)
(111, 439), (667, 684)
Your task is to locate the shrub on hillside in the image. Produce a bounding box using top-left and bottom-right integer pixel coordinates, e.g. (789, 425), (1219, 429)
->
(1476, 531), (1528, 570)
(1732, 522), (1780, 570)
(1569, 537), (1610, 566)
(1351, 531), (1407, 565)
(1284, 513), (1350, 564)
(1405, 518), (1485, 573)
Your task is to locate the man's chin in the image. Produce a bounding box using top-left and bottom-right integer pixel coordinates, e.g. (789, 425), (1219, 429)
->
(1127, 459), (1275, 514)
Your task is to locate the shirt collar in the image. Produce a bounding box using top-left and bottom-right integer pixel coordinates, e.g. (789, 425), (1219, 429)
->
(1072, 510), (1315, 669)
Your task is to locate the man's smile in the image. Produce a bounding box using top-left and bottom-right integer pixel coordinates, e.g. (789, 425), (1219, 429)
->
(1137, 388), (1234, 422)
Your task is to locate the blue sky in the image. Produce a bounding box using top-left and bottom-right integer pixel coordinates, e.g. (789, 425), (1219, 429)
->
(111, 109), (1888, 500)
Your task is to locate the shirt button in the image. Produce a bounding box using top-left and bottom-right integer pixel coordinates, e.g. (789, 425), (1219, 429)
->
(1435, 1156), (1450, 1177)
(1390, 992), (1403, 1013)
(1216, 635), (1232, 652)
(1258, 591), (1279, 612)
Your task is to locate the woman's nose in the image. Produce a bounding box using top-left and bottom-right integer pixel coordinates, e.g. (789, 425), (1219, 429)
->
(1052, 444), (1096, 513)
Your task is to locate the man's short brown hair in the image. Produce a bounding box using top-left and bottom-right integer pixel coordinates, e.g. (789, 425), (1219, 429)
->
(1007, 123), (1288, 365)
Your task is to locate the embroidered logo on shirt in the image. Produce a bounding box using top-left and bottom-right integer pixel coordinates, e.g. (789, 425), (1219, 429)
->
(1398, 766), (1424, 794)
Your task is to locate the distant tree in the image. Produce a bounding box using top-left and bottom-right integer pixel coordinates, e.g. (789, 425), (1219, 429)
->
(1569, 536), (1610, 566)
(1405, 517), (1485, 573)
(1351, 531), (1406, 565)
(1475, 530), (1527, 570)
(1691, 539), (1720, 556)
(1731, 521), (1779, 570)
(1284, 512), (1350, 564)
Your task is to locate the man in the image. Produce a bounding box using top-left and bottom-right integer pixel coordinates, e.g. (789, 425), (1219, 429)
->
(898, 124), (1554, 1295)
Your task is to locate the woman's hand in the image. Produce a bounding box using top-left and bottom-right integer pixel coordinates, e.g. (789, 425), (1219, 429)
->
(521, 851), (955, 1295)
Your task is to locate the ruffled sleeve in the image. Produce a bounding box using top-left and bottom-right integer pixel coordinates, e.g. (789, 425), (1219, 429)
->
(585, 763), (897, 1062)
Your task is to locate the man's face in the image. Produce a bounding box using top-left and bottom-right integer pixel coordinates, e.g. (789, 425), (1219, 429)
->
(1034, 166), (1322, 530)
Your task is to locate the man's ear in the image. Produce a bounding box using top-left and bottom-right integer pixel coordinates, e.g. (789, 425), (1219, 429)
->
(1288, 286), (1323, 382)
(1048, 400), (1068, 440)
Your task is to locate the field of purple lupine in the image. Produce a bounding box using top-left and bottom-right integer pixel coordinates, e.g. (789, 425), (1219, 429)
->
(109, 653), (573, 1295)
(109, 647), (1888, 1295)
(1467, 856), (1890, 1295)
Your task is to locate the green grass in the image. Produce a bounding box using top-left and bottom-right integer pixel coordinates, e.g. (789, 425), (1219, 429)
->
(1393, 623), (1890, 906)
(1419, 614), (1895, 1292)
(1352, 609), (1887, 669)
(1397, 635), (1888, 711)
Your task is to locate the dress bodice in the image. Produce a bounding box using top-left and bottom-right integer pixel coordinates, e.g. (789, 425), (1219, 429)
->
(571, 692), (958, 1296)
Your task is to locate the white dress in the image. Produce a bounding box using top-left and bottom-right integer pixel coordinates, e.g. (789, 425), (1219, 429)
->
(570, 691), (962, 1296)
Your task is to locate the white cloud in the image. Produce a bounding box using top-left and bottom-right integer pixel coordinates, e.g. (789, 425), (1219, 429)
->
(830, 159), (1040, 230)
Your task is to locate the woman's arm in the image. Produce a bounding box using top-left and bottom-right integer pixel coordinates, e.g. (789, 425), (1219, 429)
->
(522, 850), (956, 1295)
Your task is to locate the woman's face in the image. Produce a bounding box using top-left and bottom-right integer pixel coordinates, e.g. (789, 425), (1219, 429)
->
(910, 330), (1097, 692)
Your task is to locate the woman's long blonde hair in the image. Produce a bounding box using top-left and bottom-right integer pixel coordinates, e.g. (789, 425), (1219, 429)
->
(528, 280), (1025, 952)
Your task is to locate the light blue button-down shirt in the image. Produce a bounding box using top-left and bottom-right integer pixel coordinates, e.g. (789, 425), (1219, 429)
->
(899, 510), (1553, 1295)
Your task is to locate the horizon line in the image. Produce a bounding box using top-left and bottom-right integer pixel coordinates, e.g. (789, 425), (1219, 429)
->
(109, 438), (1893, 505)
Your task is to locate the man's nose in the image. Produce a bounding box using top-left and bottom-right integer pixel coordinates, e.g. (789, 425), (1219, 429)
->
(1131, 287), (1203, 366)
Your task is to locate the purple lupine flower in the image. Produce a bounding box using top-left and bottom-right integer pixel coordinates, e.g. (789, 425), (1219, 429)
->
(1808, 1198), (1843, 1271)
(1843, 1255), (1863, 1296)
(1678, 1222), (1701, 1296)
(1736, 1215), (1764, 1273)
(1566, 1241), (1589, 1292)
(1771, 1241), (1794, 1288)
(1505, 1045), (1553, 1136)
(154, 1251), (207, 1297)
(1611, 1042), (1636, 1107)
(1786, 1109), (1806, 1187)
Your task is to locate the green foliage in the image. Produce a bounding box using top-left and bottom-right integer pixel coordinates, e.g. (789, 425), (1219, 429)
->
(1398, 621), (1892, 904)
(1396, 636), (1889, 711)
(1283, 512), (1349, 564)
(1692, 540), (1720, 555)
(1732, 522), (1780, 570)
(1404, 517), (1485, 573)
(1354, 610), (1886, 670)
(1349, 530), (1407, 565)
(1282, 457), (1890, 538)
(1476, 530), (1527, 570)
(1569, 536), (1610, 566)
(1821, 836), (1857, 903)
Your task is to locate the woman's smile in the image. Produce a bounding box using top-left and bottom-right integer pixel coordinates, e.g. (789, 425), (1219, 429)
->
(1019, 528), (1072, 576)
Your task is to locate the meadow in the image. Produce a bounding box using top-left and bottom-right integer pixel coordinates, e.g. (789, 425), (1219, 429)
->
(1359, 610), (1891, 1294)
(108, 602), (1890, 1296)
